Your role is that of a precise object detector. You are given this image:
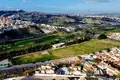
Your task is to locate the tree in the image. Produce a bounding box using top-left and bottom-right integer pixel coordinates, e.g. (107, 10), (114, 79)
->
(98, 34), (107, 39)
(0, 72), (4, 80)
(92, 58), (102, 64)
(116, 73), (120, 78)
(77, 56), (82, 60)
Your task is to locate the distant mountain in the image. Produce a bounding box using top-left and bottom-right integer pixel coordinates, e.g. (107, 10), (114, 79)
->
(95, 13), (120, 17)
(0, 10), (25, 17)
(0, 10), (76, 24)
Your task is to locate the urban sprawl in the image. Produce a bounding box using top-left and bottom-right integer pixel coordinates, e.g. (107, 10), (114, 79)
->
(0, 10), (120, 80)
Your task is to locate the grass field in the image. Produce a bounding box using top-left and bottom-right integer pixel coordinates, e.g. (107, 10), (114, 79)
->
(12, 51), (57, 64)
(84, 18), (102, 24)
(12, 39), (120, 64)
(97, 27), (120, 34)
(50, 39), (120, 58)
(111, 29), (120, 33)
(51, 21), (64, 26)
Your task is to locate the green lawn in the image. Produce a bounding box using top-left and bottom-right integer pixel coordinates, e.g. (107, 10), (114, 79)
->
(12, 52), (57, 65)
(0, 39), (35, 54)
(96, 27), (120, 34)
(111, 29), (120, 33)
(50, 39), (120, 58)
(12, 39), (120, 64)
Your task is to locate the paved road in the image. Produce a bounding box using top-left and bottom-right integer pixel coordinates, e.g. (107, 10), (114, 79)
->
(0, 54), (91, 72)
(0, 56), (80, 73)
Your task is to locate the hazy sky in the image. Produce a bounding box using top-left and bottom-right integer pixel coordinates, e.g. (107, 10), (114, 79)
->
(0, 0), (120, 13)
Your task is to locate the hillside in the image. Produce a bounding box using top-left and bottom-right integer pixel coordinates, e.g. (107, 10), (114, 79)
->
(0, 26), (44, 42)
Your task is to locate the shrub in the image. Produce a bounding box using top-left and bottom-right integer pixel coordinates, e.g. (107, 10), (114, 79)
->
(98, 34), (107, 39)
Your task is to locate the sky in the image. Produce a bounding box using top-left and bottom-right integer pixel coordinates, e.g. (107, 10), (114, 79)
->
(0, 0), (120, 13)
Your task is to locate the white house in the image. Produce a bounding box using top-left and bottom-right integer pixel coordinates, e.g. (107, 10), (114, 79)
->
(52, 43), (65, 49)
